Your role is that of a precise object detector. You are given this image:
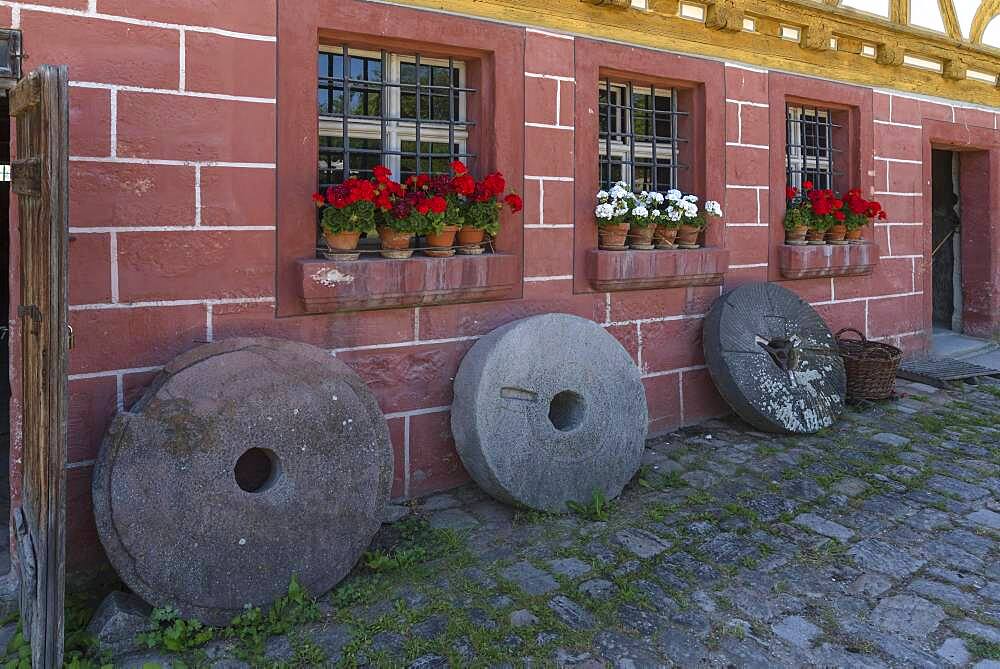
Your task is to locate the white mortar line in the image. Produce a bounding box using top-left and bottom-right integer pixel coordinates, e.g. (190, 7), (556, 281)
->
(606, 313), (704, 327)
(0, 2), (277, 41)
(70, 81), (275, 104)
(403, 416), (411, 498)
(811, 290), (923, 306)
(525, 73), (575, 82)
(725, 184), (769, 189)
(109, 231), (119, 303)
(10, 5), (18, 27)
(524, 175), (573, 182)
(725, 142), (769, 150)
(725, 99), (769, 108)
(115, 374), (124, 412)
(176, 28), (186, 90)
(526, 27), (573, 39)
(874, 119), (922, 129)
(413, 307), (420, 342)
(525, 122), (573, 130)
(69, 365), (163, 381)
(384, 405), (451, 419)
(537, 179), (545, 225)
(109, 88), (118, 157)
(205, 303), (214, 342)
(525, 224), (574, 229)
(726, 223), (769, 227)
(729, 263), (768, 269)
(604, 293), (612, 326)
(874, 191), (922, 197)
(332, 335), (478, 354)
(875, 156), (923, 165)
(555, 80), (561, 126)
(70, 226), (275, 233)
(70, 296), (275, 311)
(636, 322), (644, 374)
(71, 156), (276, 168)
(523, 275), (573, 282)
(642, 364), (707, 380)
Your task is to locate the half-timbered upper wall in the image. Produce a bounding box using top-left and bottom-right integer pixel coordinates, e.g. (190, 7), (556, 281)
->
(389, 0), (1000, 107)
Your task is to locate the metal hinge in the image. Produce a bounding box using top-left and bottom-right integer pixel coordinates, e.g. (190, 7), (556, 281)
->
(67, 324), (74, 350)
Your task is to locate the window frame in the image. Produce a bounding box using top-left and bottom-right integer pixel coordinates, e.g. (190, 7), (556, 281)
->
(316, 46), (473, 184)
(573, 39), (726, 295)
(767, 73), (874, 282)
(276, 0), (525, 317)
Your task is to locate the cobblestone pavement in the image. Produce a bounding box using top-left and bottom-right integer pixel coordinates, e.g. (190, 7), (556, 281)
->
(118, 379), (1000, 668)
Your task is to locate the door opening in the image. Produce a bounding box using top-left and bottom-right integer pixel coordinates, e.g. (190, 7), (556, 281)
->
(931, 149), (960, 332)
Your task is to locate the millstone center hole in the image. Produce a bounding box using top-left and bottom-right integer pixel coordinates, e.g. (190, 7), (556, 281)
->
(756, 336), (798, 372)
(235, 448), (280, 493)
(548, 390), (586, 432)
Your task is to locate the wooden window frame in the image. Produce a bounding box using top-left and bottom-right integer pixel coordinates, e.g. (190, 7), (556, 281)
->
(276, 0), (524, 316)
(573, 39), (726, 294)
(767, 72), (874, 283)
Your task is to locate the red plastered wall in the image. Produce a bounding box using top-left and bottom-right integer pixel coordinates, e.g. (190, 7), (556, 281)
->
(7, 1), (998, 571)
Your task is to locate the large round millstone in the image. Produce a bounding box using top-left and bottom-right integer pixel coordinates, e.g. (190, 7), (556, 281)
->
(703, 282), (846, 434)
(93, 337), (392, 625)
(452, 313), (647, 512)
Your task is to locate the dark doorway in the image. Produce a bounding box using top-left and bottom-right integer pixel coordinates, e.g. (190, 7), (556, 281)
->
(0, 92), (8, 575)
(931, 149), (960, 331)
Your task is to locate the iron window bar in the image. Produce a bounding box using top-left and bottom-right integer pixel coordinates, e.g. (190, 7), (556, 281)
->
(598, 77), (689, 192)
(318, 46), (477, 184)
(785, 104), (844, 191)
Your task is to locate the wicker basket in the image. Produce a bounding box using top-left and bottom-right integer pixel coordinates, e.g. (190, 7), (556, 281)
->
(835, 328), (902, 402)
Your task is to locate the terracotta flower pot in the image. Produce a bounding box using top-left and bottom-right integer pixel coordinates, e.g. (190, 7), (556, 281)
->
(457, 226), (487, 255)
(846, 228), (865, 243)
(654, 225), (678, 249)
(598, 222), (629, 250)
(806, 228), (827, 245)
(676, 224), (702, 249)
(785, 225), (809, 246)
(629, 223), (655, 250)
(827, 223), (848, 245)
(424, 225), (460, 257)
(378, 227), (415, 259)
(322, 230), (362, 260)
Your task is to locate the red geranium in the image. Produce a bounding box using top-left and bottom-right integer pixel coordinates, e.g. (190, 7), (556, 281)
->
(504, 193), (523, 214)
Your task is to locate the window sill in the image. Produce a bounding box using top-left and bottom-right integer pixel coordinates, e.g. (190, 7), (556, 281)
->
(778, 242), (879, 279)
(297, 253), (519, 313)
(585, 247), (730, 292)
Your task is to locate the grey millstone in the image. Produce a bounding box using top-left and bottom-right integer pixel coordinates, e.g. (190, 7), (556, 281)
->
(870, 595), (945, 638)
(771, 615), (821, 649)
(264, 635), (294, 662)
(974, 662), (1000, 669)
(793, 513), (854, 542)
(304, 623), (351, 664)
(92, 337), (393, 625)
(952, 620), (1000, 644)
(501, 561), (559, 595)
(909, 579), (980, 608)
(937, 638), (971, 666)
(409, 655), (448, 669)
(510, 609), (539, 627)
(831, 477), (869, 497)
(548, 595), (597, 629)
(614, 528), (671, 558)
(848, 539), (925, 578)
(546, 558), (592, 578)
(744, 495), (797, 522)
(86, 591), (154, 656)
(451, 314), (647, 512)
(872, 433), (910, 447)
(966, 509), (1000, 530)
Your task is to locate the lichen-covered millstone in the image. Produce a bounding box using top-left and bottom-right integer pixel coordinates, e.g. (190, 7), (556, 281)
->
(703, 282), (846, 434)
(452, 313), (647, 512)
(92, 337), (392, 626)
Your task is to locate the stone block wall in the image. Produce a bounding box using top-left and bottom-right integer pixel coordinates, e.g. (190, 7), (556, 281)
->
(3, 1), (998, 570)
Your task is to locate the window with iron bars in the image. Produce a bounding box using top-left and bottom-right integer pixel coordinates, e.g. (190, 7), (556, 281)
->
(317, 46), (476, 189)
(785, 105), (842, 191)
(598, 78), (688, 192)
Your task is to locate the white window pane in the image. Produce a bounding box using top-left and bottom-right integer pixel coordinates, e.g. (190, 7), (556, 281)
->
(910, 0), (946, 32)
(984, 15), (1000, 45)
(841, 0), (889, 17)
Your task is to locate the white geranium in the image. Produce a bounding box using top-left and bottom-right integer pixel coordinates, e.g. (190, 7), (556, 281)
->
(683, 194), (698, 203)
(705, 200), (723, 217)
(666, 189), (682, 201)
(595, 203), (615, 219)
(633, 205), (649, 218)
(650, 192), (665, 205)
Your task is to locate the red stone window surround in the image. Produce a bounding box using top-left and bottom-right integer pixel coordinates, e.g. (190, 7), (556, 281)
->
(767, 73), (875, 282)
(573, 40), (727, 295)
(276, 0), (525, 317)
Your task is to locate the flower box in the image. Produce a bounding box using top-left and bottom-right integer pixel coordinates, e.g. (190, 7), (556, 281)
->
(586, 247), (730, 292)
(778, 242), (879, 279)
(297, 253), (518, 313)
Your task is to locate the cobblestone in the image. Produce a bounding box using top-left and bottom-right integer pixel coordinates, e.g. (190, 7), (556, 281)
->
(96, 379), (1000, 668)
